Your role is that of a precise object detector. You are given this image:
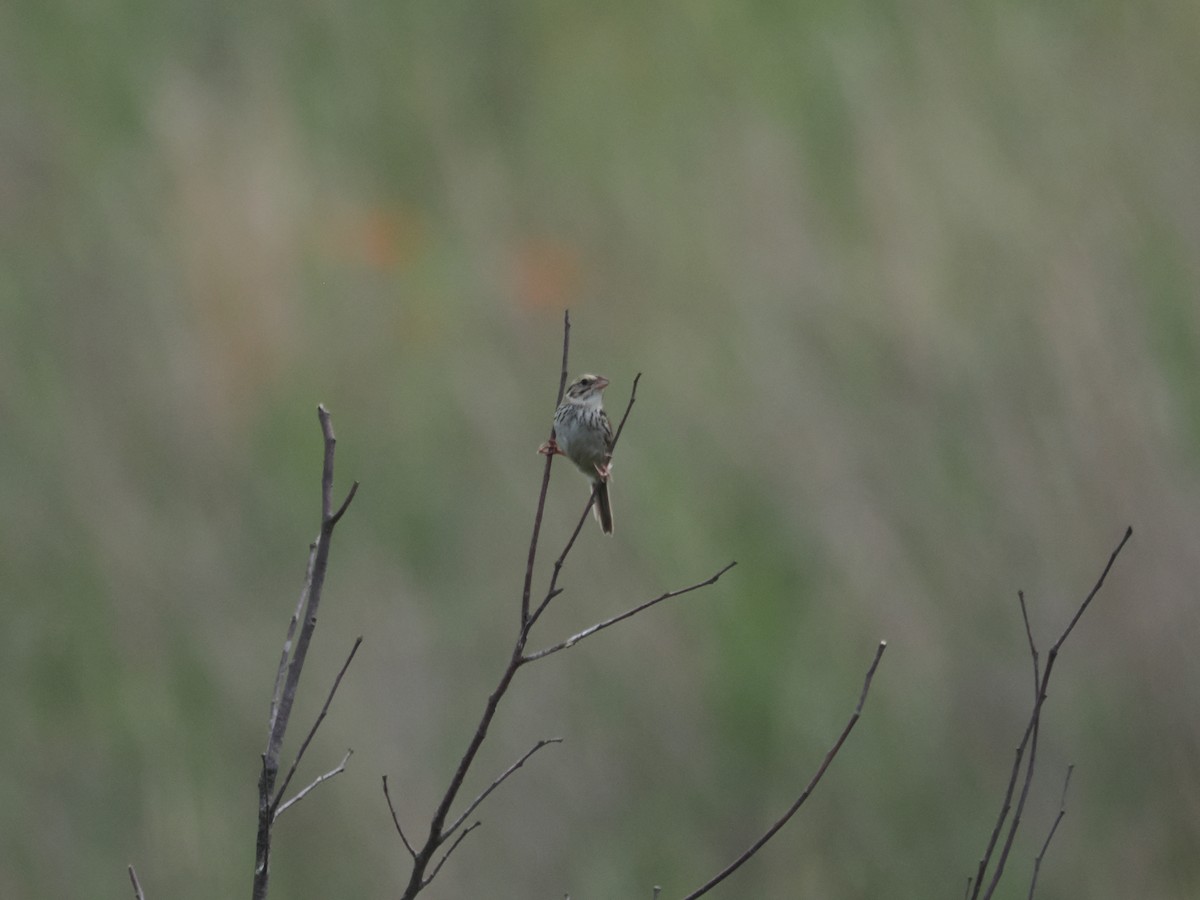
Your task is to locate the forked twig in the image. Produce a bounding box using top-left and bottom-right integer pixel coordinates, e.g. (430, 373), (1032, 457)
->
(443, 738), (563, 840)
(391, 316), (736, 898)
(680, 641), (888, 900)
(252, 405), (359, 900)
(423, 821), (483, 889)
(971, 526), (1132, 900)
(1028, 765), (1074, 899)
(274, 749), (354, 817)
(524, 562), (738, 662)
(268, 545), (316, 744)
(396, 316), (577, 899)
(521, 310), (572, 626)
(274, 637), (363, 814)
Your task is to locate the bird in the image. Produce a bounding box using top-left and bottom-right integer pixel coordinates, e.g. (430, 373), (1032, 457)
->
(539, 373), (615, 534)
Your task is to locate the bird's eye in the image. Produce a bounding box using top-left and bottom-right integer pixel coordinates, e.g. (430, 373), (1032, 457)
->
(580, 378), (591, 385)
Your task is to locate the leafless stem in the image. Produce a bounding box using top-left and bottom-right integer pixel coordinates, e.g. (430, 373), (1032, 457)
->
(423, 821), (483, 889)
(610, 372), (641, 449)
(681, 641), (888, 900)
(522, 310), (572, 626)
(443, 738), (563, 840)
(1017, 591), (1040, 697)
(128, 865), (145, 900)
(275, 749), (354, 817)
(274, 637), (363, 814)
(972, 725), (1034, 896)
(392, 325), (730, 898)
(1028, 765), (1073, 899)
(399, 648), (526, 898)
(268, 545), (316, 744)
(524, 563), (737, 663)
(252, 405), (359, 900)
(527, 492), (594, 630)
(986, 711), (1043, 899)
(383, 776), (417, 859)
(1051, 527), (1133, 653)
(971, 526), (1132, 900)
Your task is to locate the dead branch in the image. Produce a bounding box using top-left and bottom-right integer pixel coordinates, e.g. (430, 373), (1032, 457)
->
(389, 316), (736, 898)
(524, 562), (738, 662)
(127, 865), (145, 900)
(971, 526), (1132, 899)
(252, 405), (360, 900)
(1028, 765), (1074, 899)
(680, 640), (888, 900)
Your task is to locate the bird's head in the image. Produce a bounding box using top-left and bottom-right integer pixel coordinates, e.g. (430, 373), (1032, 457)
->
(564, 373), (609, 406)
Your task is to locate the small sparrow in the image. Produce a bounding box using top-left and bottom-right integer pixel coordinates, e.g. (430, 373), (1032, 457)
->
(540, 373), (615, 534)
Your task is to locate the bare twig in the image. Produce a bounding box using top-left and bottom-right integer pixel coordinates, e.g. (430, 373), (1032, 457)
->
(268, 545), (317, 744)
(443, 738), (563, 840)
(1017, 591), (1039, 697)
(274, 637), (363, 813)
(609, 372), (641, 449)
(383, 776), (417, 859)
(128, 864), (146, 900)
(398, 649), (526, 898)
(423, 821), (483, 889)
(522, 310), (572, 626)
(274, 749), (354, 817)
(392, 321), (737, 898)
(330, 482), (360, 526)
(253, 405), (359, 900)
(971, 526), (1132, 900)
(1028, 765), (1074, 899)
(986, 711), (1043, 899)
(681, 641), (888, 900)
(1051, 527), (1133, 653)
(972, 729), (1034, 896)
(527, 488), (596, 629)
(524, 562), (737, 663)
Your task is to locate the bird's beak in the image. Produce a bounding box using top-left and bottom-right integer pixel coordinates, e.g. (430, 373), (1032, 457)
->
(595, 376), (610, 390)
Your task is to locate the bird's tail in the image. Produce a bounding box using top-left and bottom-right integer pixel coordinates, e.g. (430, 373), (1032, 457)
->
(594, 480), (614, 535)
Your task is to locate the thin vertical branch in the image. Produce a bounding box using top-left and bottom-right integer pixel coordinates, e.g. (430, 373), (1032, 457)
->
(521, 310), (571, 627)
(268, 545), (317, 744)
(252, 405), (359, 900)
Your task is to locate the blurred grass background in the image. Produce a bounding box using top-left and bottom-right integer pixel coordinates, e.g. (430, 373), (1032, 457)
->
(2, 0), (1199, 897)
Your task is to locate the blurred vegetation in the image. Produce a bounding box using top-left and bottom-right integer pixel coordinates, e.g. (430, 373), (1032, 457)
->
(2, 0), (1199, 897)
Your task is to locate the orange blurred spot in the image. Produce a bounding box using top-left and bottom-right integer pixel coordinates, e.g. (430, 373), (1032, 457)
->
(513, 237), (582, 311)
(326, 206), (426, 271)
